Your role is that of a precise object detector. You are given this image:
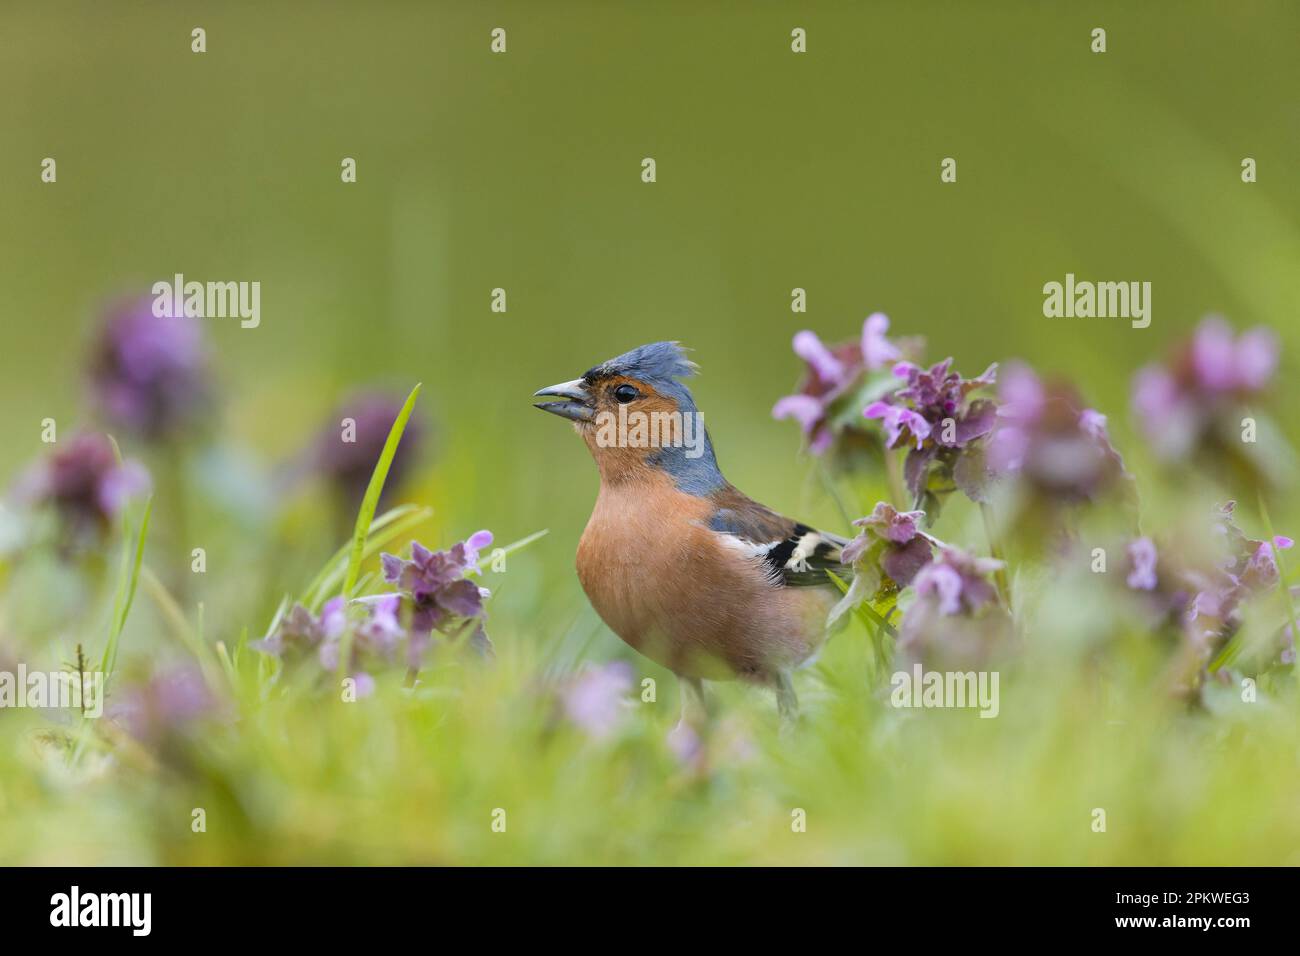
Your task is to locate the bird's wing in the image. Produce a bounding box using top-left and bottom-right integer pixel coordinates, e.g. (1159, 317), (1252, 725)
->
(706, 486), (851, 589)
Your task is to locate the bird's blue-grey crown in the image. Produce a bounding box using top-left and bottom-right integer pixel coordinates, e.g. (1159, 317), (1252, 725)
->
(584, 341), (699, 400)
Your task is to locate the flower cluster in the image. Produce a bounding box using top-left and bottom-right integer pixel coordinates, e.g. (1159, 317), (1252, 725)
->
(1132, 317), (1277, 463)
(309, 391), (426, 509)
(772, 314), (917, 456)
(864, 357), (998, 511)
(381, 530), (495, 664)
(987, 363), (1129, 505)
(1109, 501), (1295, 678)
(897, 545), (1013, 670)
(558, 661), (635, 740)
(12, 432), (150, 548)
(831, 502), (937, 626)
(87, 297), (212, 442)
(109, 665), (221, 747)
(1183, 502), (1293, 657)
(253, 532), (495, 693)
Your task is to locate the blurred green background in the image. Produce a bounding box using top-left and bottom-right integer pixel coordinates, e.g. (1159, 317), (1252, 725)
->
(2, 2), (1299, 865)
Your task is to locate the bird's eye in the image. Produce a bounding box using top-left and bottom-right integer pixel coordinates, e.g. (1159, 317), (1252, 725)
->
(613, 384), (639, 404)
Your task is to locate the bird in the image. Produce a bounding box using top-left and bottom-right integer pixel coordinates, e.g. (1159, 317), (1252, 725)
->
(533, 341), (850, 729)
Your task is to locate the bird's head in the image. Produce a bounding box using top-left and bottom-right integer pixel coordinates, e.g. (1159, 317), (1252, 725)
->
(533, 341), (723, 492)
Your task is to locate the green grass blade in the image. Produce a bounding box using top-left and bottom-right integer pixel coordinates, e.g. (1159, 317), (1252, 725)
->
(464, 528), (550, 577)
(333, 383), (421, 683)
(301, 502), (426, 607)
(101, 495), (152, 680)
(307, 506), (434, 610)
(342, 382), (421, 599)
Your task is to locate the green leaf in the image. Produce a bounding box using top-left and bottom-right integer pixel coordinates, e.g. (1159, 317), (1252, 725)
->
(341, 383), (421, 598)
(305, 504), (434, 610)
(101, 495), (153, 681)
(333, 383), (421, 683)
(464, 528), (550, 578)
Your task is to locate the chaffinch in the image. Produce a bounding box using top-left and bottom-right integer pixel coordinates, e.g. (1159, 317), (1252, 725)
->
(534, 341), (848, 726)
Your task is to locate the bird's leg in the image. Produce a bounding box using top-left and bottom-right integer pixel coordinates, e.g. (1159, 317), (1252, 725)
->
(678, 675), (711, 728)
(774, 670), (798, 732)
(668, 675), (711, 762)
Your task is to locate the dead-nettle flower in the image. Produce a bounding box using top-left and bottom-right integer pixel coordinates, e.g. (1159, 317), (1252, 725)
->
(864, 358), (998, 508)
(13, 432), (149, 545)
(311, 391), (425, 509)
(1126, 537), (1159, 591)
(252, 595), (403, 697)
(87, 296), (212, 442)
(109, 665), (219, 746)
(320, 595), (405, 697)
(986, 363), (1129, 504)
(1132, 316), (1278, 461)
(1116, 534), (1196, 627)
(772, 314), (912, 455)
(254, 597), (345, 661)
(560, 661), (634, 740)
(380, 531), (495, 666)
(1281, 625), (1297, 667)
(830, 502), (938, 625)
(254, 533), (495, 690)
(897, 544), (1012, 670)
(1183, 501), (1294, 656)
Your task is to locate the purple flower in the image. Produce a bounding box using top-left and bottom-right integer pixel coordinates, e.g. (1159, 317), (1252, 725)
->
(309, 391), (426, 509)
(561, 661), (634, 740)
(1183, 501), (1294, 652)
(1280, 625), (1296, 667)
(13, 432), (149, 546)
(830, 503), (937, 627)
(911, 546), (1002, 616)
(253, 594), (411, 695)
(316, 595), (406, 686)
(1126, 537), (1159, 591)
(862, 358), (998, 509)
(1132, 317), (1278, 461)
(841, 502), (936, 586)
(381, 531), (495, 665)
(1191, 318), (1277, 393)
(109, 665), (219, 746)
(987, 363), (1128, 504)
(87, 296), (211, 441)
(773, 314), (913, 455)
(861, 312), (902, 369)
(897, 545), (1012, 669)
(864, 403), (931, 449)
(252, 596), (347, 659)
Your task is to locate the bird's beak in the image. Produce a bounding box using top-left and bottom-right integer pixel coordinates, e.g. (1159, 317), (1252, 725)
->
(533, 379), (595, 422)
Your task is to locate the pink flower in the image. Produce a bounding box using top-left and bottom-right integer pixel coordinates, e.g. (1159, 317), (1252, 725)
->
(561, 662), (634, 740)
(1132, 317), (1278, 462)
(862, 358), (998, 507)
(864, 401), (932, 449)
(861, 313), (901, 369)
(988, 363), (1128, 504)
(772, 315), (909, 455)
(841, 502), (936, 586)
(12, 432), (150, 549)
(1126, 537), (1159, 591)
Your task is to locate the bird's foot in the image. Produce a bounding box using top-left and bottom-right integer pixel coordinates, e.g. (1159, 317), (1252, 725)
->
(775, 671), (799, 735)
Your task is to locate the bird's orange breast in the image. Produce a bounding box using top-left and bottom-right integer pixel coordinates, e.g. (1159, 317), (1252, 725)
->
(575, 473), (835, 682)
